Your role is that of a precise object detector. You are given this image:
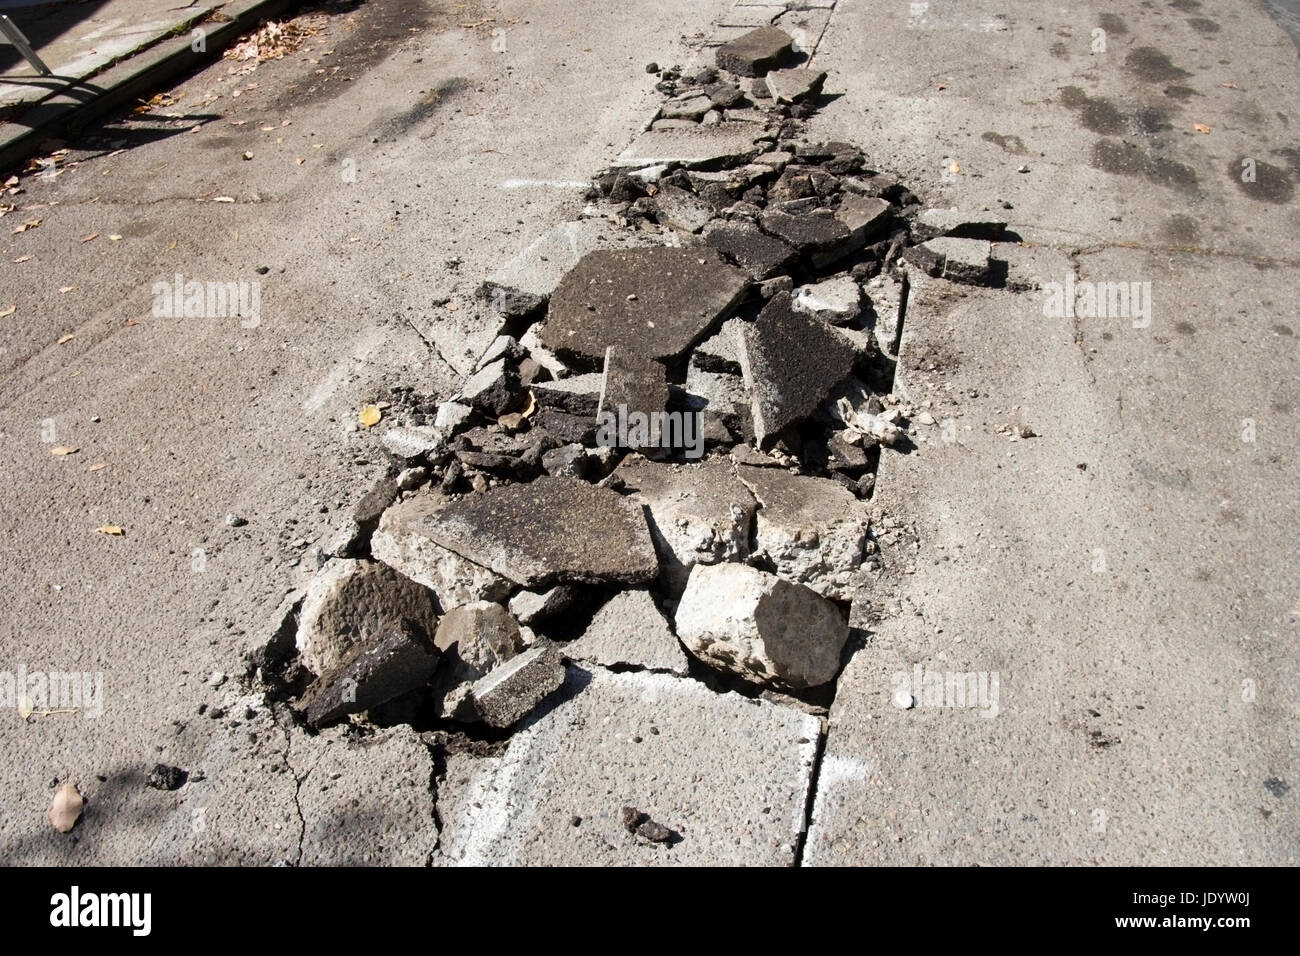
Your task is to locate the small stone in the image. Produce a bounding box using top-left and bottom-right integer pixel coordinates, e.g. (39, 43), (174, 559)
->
(434, 401), (474, 434)
(509, 585), (580, 626)
(225, 514), (247, 527)
(147, 764), (188, 791)
(382, 425), (444, 460)
(477, 282), (547, 319)
(646, 62), (660, 73)
(397, 466), (428, 491)
(541, 443), (589, 478)
(793, 275), (862, 325)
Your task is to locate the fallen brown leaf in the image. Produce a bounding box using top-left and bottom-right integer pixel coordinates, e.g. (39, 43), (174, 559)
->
(358, 405), (382, 428)
(88, 462), (107, 472)
(0, 304), (14, 318)
(1194, 123), (1211, 134)
(81, 232), (99, 243)
(96, 525), (124, 536)
(12, 255), (31, 263)
(12, 218), (40, 234)
(57, 334), (74, 344)
(51, 445), (78, 455)
(49, 783), (84, 833)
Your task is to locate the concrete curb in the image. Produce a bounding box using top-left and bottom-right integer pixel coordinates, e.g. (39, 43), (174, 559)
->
(0, 0), (300, 174)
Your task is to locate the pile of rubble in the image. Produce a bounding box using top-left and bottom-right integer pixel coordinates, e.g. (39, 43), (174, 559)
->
(256, 27), (1013, 742)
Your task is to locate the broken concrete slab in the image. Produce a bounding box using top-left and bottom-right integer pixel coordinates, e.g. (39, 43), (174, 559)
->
(460, 359), (520, 416)
(793, 274), (862, 325)
(543, 246), (749, 365)
(715, 26), (795, 77)
(301, 622), (440, 727)
(738, 291), (857, 446)
(470, 641), (565, 728)
(436, 666), (820, 866)
(381, 425), (445, 460)
(614, 454), (757, 588)
(736, 464), (870, 600)
(410, 477), (659, 588)
(863, 272), (905, 357)
(651, 184), (714, 234)
(509, 584), (580, 626)
(835, 194), (892, 244)
(690, 316), (746, 373)
(912, 207), (1008, 242)
(434, 401), (474, 434)
(484, 219), (655, 301)
(703, 219), (798, 280)
(372, 493), (513, 609)
(675, 563), (849, 689)
(561, 590), (690, 675)
(296, 559), (440, 676)
(599, 346), (670, 426)
(431, 601), (528, 721)
(903, 237), (993, 284)
(660, 93), (713, 120)
(759, 208), (852, 256)
(765, 67), (827, 103)
(613, 123), (762, 168)
(531, 373), (603, 416)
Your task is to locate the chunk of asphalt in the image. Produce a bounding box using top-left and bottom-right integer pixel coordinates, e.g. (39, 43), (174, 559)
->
(764, 67), (827, 104)
(902, 237), (993, 284)
(470, 640), (565, 728)
(333, 474), (398, 558)
(835, 194), (892, 244)
(530, 373), (604, 415)
(735, 464), (870, 600)
(703, 220), (798, 280)
(738, 291), (857, 447)
(411, 477), (659, 588)
(476, 282), (546, 320)
(296, 558), (440, 676)
(301, 623), (440, 727)
(561, 589), (690, 675)
(793, 274), (863, 325)
(612, 123), (762, 168)
(674, 563), (849, 689)
(758, 208), (852, 255)
(715, 26), (795, 77)
(509, 584), (580, 626)
(460, 359), (520, 416)
(614, 454), (757, 589)
(541, 442), (589, 478)
(651, 184), (714, 234)
(912, 207), (1008, 242)
(599, 345), (670, 428)
(659, 93), (713, 120)
(435, 666), (821, 865)
(542, 247), (749, 365)
(484, 219), (655, 302)
(371, 492), (513, 610)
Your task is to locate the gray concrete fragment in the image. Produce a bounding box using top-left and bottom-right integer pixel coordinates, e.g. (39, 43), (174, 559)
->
(411, 477), (659, 588)
(381, 425), (444, 460)
(543, 247), (749, 365)
(460, 359), (520, 416)
(835, 194), (892, 244)
(675, 563), (849, 689)
(903, 237), (993, 284)
(715, 26), (795, 77)
(738, 291), (857, 446)
(613, 123), (761, 168)
(736, 464), (870, 600)
(436, 666), (820, 866)
(540, 442), (589, 478)
(652, 184), (714, 234)
(691, 316), (746, 373)
(371, 492), (513, 609)
(562, 590), (690, 675)
(485, 219), (654, 301)
(470, 641), (565, 728)
(531, 373), (603, 415)
(793, 275), (862, 325)
(912, 207), (1008, 242)
(509, 585), (580, 626)
(615, 454), (757, 589)
(296, 558), (440, 676)
(660, 93), (713, 120)
(765, 67), (827, 103)
(863, 272), (905, 357)
(301, 622), (440, 727)
(434, 401), (474, 434)
(703, 219), (797, 279)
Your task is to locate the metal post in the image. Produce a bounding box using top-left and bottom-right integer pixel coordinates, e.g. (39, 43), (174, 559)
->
(0, 14), (53, 76)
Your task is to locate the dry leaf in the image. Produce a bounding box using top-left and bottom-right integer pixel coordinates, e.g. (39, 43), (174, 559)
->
(296, 157), (305, 165)
(13, 255), (31, 263)
(12, 218), (40, 234)
(88, 462), (107, 472)
(446, 301), (458, 311)
(57, 333), (75, 344)
(937, 82), (948, 90)
(51, 446), (79, 456)
(1194, 123), (1211, 134)
(358, 405), (382, 428)
(212, 196), (236, 203)
(49, 783), (84, 833)
(108, 234), (123, 241)
(1221, 82), (1237, 89)
(96, 525), (124, 536)
(0, 305), (14, 318)
(18, 696), (33, 720)
(81, 232), (99, 243)
(59, 287), (74, 294)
